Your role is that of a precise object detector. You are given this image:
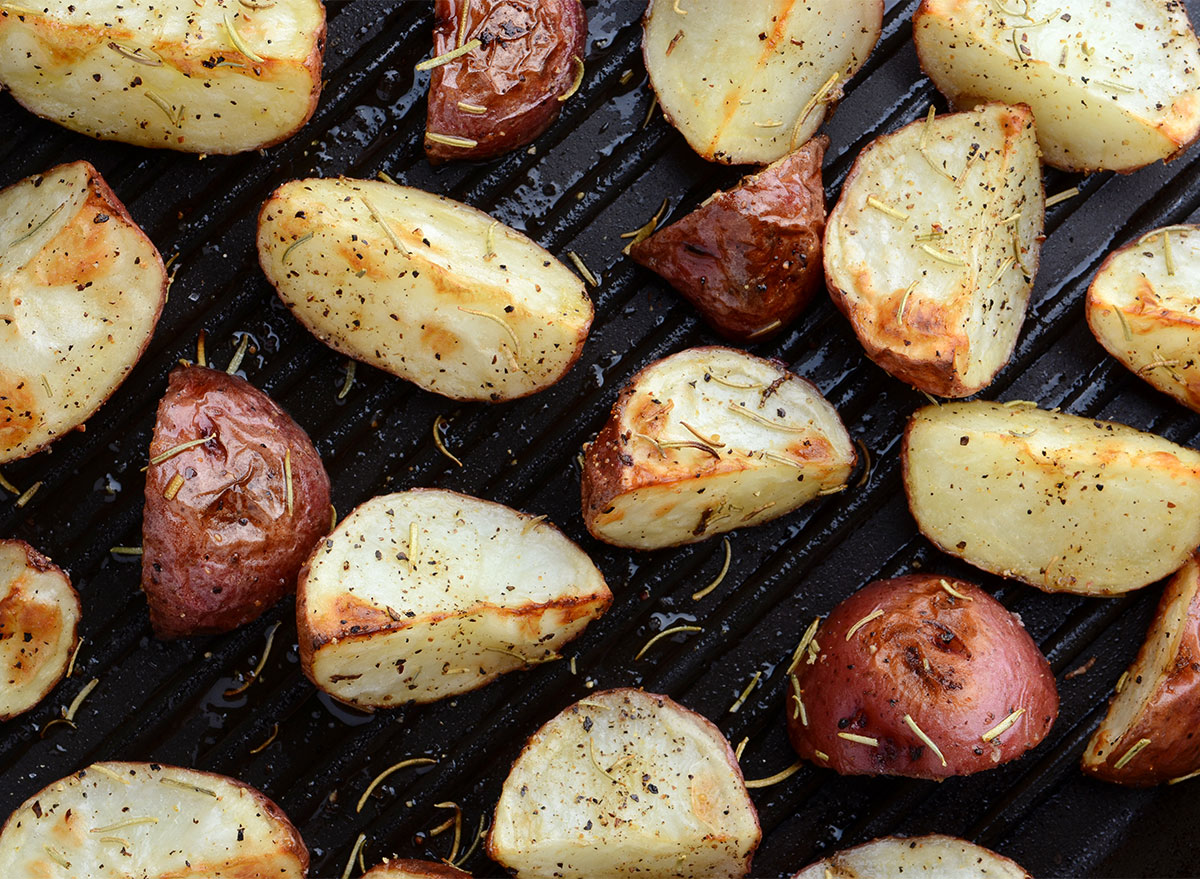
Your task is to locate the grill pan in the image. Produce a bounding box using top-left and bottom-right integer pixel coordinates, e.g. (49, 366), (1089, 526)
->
(3, 0), (1200, 875)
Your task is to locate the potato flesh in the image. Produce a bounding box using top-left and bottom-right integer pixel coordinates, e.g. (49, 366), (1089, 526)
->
(489, 689), (760, 879)
(792, 834), (1030, 879)
(0, 0), (324, 153)
(904, 402), (1200, 594)
(914, 0), (1200, 172)
(642, 0), (882, 164)
(258, 178), (593, 401)
(363, 860), (471, 879)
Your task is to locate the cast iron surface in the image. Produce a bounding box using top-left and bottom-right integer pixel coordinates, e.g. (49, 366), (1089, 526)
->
(1, 1), (1199, 876)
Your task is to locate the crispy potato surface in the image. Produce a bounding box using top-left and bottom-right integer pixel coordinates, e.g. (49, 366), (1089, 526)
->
(793, 834), (1032, 878)
(363, 861), (471, 879)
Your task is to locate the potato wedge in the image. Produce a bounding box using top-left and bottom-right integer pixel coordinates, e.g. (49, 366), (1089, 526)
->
(1087, 224), (1200, 413)
(1083, 555), (1200, 786)
(642, 0), (882, 164)
(257, 177), (593, 402)
(792, 834), (1032, 879)
(1, 161), (166, 464)
(298, 489), (610, 708)
(630, 136), (828, 342)
(914, 0), (1200, 173)
(488, 688), (761, 879)
(581, 347), (855, 549)
(825, 103), (1043, 397)
(904, 401), (1200, 595)
(0, 761), (308, 876)
(425, 0), (586, 163)
(0, 0), (325, 154)
(0, 540), (80, 721)
(364, 860), (470, 879)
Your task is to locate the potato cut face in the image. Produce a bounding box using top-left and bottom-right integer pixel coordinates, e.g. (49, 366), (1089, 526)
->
(363, 860), (471, 879)
(488, 688), (761, 879)
(825, 103), (1043, 397)
(0, 161), (166, 463)
(582, 346), (855, 549)
(0, 0), (325, 153)
(914, 0), (1200, 172)
(904, 401), (1200, 595)
(793, 834), (1031, 879)
(0, 540), (79, 721)
(258, 178), (593, 402)
(298, 489), (610, 707)
(642, 0), (882, 164)
(0, 761), (308, 877)
(1087, 225), (1200, 412)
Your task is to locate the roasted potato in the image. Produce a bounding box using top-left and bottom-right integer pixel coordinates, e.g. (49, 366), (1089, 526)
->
(0, 0), (325, 154)
(257, 177), (593, 402)
(142, 366), (331, 639)
(630, 136), (828, 342)
(904, 401), (1200, 595)
(488, 688), (761, 879)
(364, 860), (470, 879)
(914, 0), (1200, 173)
(424, 0), (586, 163)
(582, 347), (855, 549)
(1087, 224), (1200, 413)
(786, 574), (1057, 780)
(1, 161), (166, 464)
(793, 834), (1032, 879)
(298, 489), (610, 708)
(642, 0), (882, 164)
(1083, 555), (1200, 785)
(0, 540), (80, 721)
(0, 761), (308, 877)
(825, 103), (1043, 397)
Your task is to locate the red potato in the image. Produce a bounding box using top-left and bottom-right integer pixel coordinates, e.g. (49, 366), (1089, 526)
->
(142, 366), (331, 639)
(363, 861), (471, 878)
(793, 834), (1032, 878)
(786, 574), (1058, 779)
(424, 0), (586, 163)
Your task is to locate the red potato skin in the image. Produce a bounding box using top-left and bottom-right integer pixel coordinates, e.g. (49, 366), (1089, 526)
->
(142, 367), (331, 639)
(363, 859), (471, 878)
(787, 575), (1057, 779)
(425, 0), (586, 163)
(630, 137), (829, 342)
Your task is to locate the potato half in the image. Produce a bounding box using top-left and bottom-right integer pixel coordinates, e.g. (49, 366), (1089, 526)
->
(1, 161), (166, 464)
(914, 0), (1200, 173)
(0, 540), (80, 721)
(904, 401), (1200, 595)
(792, 834), (1032, 879)
(0, 0), (325, 154)
(297, 489), (610, 708)
(364, 861), (470, 879)
(581, 347), (855, 549)
(258, 177), (593, 401)
(825, 103), (1043, 397)
(642, 0), (883, 164)
(488, 688), (761, 879)
(1087, 224), (1200, 413)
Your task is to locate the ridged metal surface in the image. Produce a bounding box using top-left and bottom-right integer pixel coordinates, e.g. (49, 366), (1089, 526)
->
(2, 0), (1200, 875)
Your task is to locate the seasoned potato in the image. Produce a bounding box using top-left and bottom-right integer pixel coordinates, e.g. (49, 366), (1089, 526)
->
(642, 0), (882, 164)
(904, 401), (1200, 595)
(298, 489), (610, 708)
(0, 540), (80, 721)
(793, 834), (1032, 879)
(143, 366), (331, 639)
(1087, 224), (1200, 413)
(0, 0), (325, 154)
(0, 761), (308, 877)
(630, 136), (828, 342)
(582, 347), (855, 549)
(1083, 555), (1200, 786)
(425, 0), (586, 162)
(1, 161), (166, 464)
(914, 0), (1200, 173)
(364, 860), (470, 879)
(787, 575), (1057, 780)
(825, 103), (1043, 397)
(257, 177), (593, 402)
(488, 688), (761, 879)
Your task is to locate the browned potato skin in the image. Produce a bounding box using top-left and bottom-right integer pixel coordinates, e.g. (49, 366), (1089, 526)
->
(425, 0), (586, 163)
(142, 366), (330, 639)
(363, 860), (471, 878)
(630, 137), (828, 342)
(787, 575), (1058, 779)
